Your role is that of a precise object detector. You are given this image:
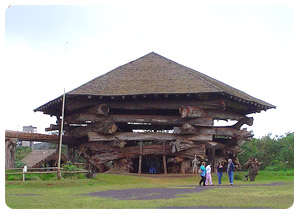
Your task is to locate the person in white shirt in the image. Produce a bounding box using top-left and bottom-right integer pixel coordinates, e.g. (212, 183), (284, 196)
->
(205, 162), (213, 186)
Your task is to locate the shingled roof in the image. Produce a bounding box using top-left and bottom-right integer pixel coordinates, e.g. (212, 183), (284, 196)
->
(34, 52), (275, 112)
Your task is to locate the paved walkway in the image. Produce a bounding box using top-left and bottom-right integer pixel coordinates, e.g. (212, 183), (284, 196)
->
(83, 182), (285, 201)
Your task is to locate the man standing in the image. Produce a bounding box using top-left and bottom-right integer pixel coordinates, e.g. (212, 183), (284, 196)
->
(227, 159), (235, 185)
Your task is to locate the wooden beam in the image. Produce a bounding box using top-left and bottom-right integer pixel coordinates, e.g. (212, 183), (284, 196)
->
(88, 132), (212, 142)
(5, 130), (60, 143)
(68, 120), (117, 138)
(64, 113), (108, 124)
(231, 117), (254, 129)
(173, 125), (253, 141)
(85, 104), (110, 115)
(64, 113), (214, 127)
(5, 130), (78, 145)
(179, 107), (245, 120)
(64, 98), (226, 112)
(45, 124), (60, 132)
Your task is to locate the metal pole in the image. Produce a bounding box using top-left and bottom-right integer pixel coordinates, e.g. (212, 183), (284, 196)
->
(57, 89), (66, 180)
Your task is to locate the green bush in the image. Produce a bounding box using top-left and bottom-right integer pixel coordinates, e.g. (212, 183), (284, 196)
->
(62, 161), (85, 179)
(6, 175), (21, 181)
(76, 173), (86, 179)
(234, 173), (243, 180)
(26, 175), (41, 181)
(41, 172), (56, 180)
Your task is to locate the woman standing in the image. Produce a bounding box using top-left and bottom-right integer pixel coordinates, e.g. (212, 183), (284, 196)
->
(199, 162), (206, 186)
(205, 162), (213, 186)
(217, 162), (224, 185)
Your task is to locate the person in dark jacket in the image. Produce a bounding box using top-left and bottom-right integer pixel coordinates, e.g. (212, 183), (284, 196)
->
(217, 162), (224, 185)
(227, 159), (235, 185)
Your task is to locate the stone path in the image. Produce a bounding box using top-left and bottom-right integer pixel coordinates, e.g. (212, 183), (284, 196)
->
(82, 182), (285, 201)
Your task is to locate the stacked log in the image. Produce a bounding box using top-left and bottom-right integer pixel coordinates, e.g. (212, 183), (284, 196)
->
(44, 98), (254, 173)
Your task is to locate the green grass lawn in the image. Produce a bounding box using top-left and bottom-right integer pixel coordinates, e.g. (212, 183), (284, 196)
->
(5, 170), (294, 209)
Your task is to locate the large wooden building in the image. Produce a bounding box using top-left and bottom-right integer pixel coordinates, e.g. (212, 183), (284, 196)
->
(34, 52), (275, 174)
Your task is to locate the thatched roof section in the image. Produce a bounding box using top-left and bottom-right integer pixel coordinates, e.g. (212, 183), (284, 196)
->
(34, 52), (275, 112)
(21, 149), (66, 168)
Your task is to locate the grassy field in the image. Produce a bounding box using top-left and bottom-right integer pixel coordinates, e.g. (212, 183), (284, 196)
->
(5, 170), (294, 209)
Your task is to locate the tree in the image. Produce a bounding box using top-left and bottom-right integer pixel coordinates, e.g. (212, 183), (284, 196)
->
(238, 132), (294, 170)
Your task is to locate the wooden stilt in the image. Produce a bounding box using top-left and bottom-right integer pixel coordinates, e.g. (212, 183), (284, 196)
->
(163, 155), (167, 174)
(163, 142), (167, 174)
(211, 148), (216, 172)
(5, 139), (17, 169)
(180, 161), (186, 174)
(67, 145), (75, 164)
(138, 142), (143, 174)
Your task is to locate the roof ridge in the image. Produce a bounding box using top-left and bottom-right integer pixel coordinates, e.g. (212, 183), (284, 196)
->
(154, 54), (225, 93)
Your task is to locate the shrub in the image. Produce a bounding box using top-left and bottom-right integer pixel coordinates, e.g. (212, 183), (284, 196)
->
(234, 173), (243, 180)
(62, 161), (84, 179)
(41, 172), (56, 180)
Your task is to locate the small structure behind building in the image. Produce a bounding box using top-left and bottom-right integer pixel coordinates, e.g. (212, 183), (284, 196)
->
(21, 149), (67, 168)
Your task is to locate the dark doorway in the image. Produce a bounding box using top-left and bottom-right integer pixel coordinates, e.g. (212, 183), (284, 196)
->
(131, 155), (163, 174)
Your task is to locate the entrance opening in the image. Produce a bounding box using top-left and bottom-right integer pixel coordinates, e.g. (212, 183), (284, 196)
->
(131, 155), (164, 174)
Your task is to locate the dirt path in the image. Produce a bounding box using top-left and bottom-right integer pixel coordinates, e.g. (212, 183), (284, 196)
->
(82, 182), (285, 201)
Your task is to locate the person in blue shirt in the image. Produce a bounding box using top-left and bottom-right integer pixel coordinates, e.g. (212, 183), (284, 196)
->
(199, 162), (206, 186)
(227, 159), (235, 185)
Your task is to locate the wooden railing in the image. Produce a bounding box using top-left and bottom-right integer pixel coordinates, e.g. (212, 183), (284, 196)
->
(5, 166), (90, 181)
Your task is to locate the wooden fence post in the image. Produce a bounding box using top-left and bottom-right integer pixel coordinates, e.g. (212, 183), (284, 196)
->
(22, 165), (27, 181)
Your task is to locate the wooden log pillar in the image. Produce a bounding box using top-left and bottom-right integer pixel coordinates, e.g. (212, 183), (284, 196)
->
(138, 142), (143, 174)
(163, 142), (167, 174)
(5, 139), (17, 169)
(67, 145), (75, 164)
(180, 160), (190, 174)
(211, 148), (216, 172)
(180, 161), (186, 174)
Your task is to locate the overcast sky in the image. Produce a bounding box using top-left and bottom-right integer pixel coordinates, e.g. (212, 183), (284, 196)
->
(2, 0), (299, 137)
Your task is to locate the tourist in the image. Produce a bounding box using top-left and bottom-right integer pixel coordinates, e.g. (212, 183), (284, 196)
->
(227, 159), (235, 185)
(199, 162), (206, 186)
(217, 162), (224, 185)
(205, 162), (213, 186)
